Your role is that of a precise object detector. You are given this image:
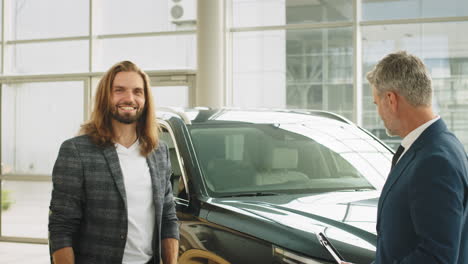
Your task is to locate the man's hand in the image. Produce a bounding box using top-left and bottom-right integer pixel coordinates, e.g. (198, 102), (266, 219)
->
(52, 247), (75, 264)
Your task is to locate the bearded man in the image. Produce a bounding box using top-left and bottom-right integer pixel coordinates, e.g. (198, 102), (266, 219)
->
(49, 61), (179, 264)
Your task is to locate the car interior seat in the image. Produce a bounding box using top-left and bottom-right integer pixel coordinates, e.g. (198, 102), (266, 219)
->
(256, 147), (309, 185)
(206, 159), (256, 192)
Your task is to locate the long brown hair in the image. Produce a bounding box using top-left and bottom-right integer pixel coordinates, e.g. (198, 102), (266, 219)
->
(80, 61), (159, 156)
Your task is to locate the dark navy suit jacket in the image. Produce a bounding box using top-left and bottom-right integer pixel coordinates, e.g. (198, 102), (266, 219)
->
(375, 119), (468, 264)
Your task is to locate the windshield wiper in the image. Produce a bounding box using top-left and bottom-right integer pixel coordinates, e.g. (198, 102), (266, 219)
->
(219, 192), (280, 198)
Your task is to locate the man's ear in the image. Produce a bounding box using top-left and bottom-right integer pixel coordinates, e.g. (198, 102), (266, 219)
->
(386, 91), (399, 113)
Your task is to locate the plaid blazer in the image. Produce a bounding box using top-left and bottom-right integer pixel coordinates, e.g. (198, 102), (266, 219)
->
(49, 135), (179, 264)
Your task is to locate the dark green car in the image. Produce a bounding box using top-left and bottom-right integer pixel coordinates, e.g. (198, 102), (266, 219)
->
(158, 108), (392, 264)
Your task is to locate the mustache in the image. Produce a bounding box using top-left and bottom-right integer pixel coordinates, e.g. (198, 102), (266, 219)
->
(116, 102), (139, 107)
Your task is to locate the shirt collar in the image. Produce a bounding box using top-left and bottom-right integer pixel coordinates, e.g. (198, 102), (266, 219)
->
(401, 116), (440, 153)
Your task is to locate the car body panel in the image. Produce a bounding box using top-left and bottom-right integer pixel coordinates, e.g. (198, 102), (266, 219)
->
(205, 192), (378, 263)
(158, 108), (392, 263)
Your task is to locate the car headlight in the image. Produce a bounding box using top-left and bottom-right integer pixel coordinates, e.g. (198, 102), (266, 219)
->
(273, 246), (332, 264)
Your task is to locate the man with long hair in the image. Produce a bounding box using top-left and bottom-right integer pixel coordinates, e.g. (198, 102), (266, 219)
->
(49, 61), (179, 264)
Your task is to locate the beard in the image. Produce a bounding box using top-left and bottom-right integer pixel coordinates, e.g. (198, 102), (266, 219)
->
(111, 106), (144, 124)
(383, 115), (400, 137)
(379, 100), (400, 137)
(385, 127), (399, 137)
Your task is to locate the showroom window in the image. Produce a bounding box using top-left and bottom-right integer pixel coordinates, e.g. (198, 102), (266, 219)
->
(362, 0), (468, 21)
(0, 0), (196, 244)
(361, 11), (468, 150)
(1, 79), (86, 242)
(1, 0), (468, 246)
(230, 0), (354, 119)
(2, 81), (85, 175)
(229, 0), (468, 151)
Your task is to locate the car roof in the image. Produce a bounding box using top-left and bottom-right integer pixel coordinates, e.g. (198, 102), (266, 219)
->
(157, 107), (353, 126)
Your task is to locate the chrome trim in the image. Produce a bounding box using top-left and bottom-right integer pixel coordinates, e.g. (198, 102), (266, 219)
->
(273, 246), (330, 264)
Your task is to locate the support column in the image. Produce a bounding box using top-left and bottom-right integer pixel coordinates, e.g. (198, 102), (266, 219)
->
(196, 0), (225, 108)
(353, 0), (363, 125)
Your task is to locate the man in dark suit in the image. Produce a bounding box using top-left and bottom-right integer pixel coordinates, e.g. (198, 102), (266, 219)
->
(366, 51), (468, 263)
(49, 61), (179, 264)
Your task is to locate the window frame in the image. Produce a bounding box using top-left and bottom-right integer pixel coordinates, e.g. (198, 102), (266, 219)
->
(159, 121), (191, 208)
(0, 76), (89, 244)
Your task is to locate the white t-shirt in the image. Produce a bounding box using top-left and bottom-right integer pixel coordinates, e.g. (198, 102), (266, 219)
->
(116, 141), (155, 264)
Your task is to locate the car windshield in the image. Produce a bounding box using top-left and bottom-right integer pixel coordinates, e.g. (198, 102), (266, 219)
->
(189, 121), (392, 196)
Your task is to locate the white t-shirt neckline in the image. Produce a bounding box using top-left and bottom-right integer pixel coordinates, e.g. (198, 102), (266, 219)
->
(116, 140), (155, 264)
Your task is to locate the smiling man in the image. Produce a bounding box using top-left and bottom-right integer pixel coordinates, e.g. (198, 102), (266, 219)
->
(49, 61), (179, 264)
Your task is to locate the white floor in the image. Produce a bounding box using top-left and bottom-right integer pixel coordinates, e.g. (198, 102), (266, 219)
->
(0, 242), (50, 264)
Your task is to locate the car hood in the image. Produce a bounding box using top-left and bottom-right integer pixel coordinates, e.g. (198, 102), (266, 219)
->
(205, 190), (380, 262)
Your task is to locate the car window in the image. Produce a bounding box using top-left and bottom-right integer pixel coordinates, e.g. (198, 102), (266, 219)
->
(189, 123), (391, 195)
(159, 130), (187, 198)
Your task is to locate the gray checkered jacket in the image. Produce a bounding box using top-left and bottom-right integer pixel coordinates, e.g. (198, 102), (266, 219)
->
(48, 135), (179, 263)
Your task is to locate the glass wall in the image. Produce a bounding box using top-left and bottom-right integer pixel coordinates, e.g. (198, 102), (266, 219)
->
(1, 181), (52, 238)
(362, 0), (468, 21)
(0, 0), (197, 243)
(362, 11), (468, 151)
(230, 0), (468, 151)
(2, 81), (85, 175)
(231, 0), (354, 119)
(1, 80), (83, 240)
(2, 0), (468, 245)
(286, 27), (353, 118)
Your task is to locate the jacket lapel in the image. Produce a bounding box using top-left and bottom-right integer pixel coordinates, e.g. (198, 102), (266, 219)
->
(102, 145), (127, 208)
(147, 151), (163, 203)
(377, 149), (415, 227)
(376, 119), (448, 231)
